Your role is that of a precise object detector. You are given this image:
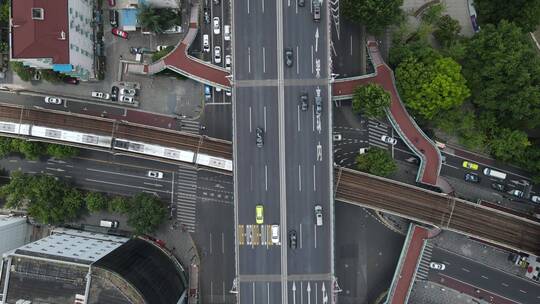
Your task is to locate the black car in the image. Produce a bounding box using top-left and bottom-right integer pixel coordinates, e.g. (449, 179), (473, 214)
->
(300, 92), (308, 111)
(204, 10), (210, 24)
(464, 173), (480, 183)
(284, 48), (293, 67)
(491, 183), (505, 192)
(288, 230), (297, 249)
(110, 86), (119, 101)
(109, 10), (118, 27)
(256, 127), (264, 148)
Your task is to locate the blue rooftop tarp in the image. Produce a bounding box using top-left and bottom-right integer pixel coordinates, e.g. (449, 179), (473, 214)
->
(52, 64), (73, 72)
(119, 8), (138, 27)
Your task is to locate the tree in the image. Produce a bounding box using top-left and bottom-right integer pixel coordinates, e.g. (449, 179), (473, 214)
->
(85, 192), (108, 212)
(10, 62), (34, 82)
(341, 0), (404, 33)
(434, 15), (461, 47)
(109, 196), (130, 213)
(473, 0), (540, 32)
(396, 56), (470, 120)
(352, 84), (391, 119)
(488, 128), (531, 162)
(11, 139), (45, 160)
(462, 21), (540, 129)
(0, 171), (32, 208)
(389, 38), (441, 68)
(355, 147), (397, 177)
(421, 3), (445, 25)
(137, 4), (180, 34)
(0, 1), (9, 23)
(0, 138), (15, 158)
(127, 193), (166, 234)
(46, 144), (79, 159)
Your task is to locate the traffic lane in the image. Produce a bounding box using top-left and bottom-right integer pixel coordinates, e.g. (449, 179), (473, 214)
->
(233, 0), (278, 80)
(240, 281), (282, 304)
(0, 154), (173, 200)
(429, 247), (540, 304)
(284, 84), (331, 274)
(234, 87), (282, 275)
(282, 0), (327, 79)
(287, 280), (331, 304)
(0, 91), (126, 117)
(210, 0), (225, 69)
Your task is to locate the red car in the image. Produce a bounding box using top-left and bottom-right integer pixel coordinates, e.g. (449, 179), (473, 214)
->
(108, 0), (116, 6)
(111, 28), (128, 39)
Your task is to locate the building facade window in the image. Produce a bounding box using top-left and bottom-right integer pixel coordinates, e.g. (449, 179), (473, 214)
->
(32, 8), (44, 20)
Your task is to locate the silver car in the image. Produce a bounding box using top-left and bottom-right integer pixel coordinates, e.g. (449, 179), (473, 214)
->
(214, 46), (222, 64)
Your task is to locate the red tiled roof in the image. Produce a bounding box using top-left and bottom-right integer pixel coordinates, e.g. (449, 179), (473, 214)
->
(11, 0), (69, 64)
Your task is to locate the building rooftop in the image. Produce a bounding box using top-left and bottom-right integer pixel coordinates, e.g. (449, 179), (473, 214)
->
(11, 0), (69, 64)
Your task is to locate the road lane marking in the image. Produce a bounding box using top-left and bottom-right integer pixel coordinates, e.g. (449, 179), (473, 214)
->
(250, 166), (253, 190)
(314, 224), (317, 248)
(85, 178), (170, 194)
(264, 106), (267, 130)
(248, 47), (251, 73)
(462, 268), (470, 272)
(247, 0), (250, 14)
(519, 289), (527, 293)
(263, 47), (266, 73)
(296, 46), (300, 74)
(267, 282), (270, 304)
(298, 165), (302, 191)
(86, 168), (172, 182)
(143, 182), (163, 187)
(501, 283), (509, 287)
(249, 106), (252, 132)
(311, 45), (314, 74)
(209, 232), (213, 254)
(350, 35), (353, 55)
(222, 232), (225, 254)
(252, 282), (256, 304)
(313, 164), (316, 191)
(262, 0), (265, 12)
(481, 275), (489, 279)
(265, 165), (268, 191)
(211, 281), (214, 303)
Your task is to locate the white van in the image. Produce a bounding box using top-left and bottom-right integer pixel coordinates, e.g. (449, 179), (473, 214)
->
(483, 168), (507, 180)
(314, 205), (323, 226)
(100, 220), (119, 228)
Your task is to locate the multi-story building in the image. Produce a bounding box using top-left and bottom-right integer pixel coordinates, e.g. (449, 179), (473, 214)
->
(10, 0), (95, 80)
(0, 215), (29, 256)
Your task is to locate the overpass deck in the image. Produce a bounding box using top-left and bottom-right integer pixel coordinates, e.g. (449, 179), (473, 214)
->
(331, 40), (441, 187)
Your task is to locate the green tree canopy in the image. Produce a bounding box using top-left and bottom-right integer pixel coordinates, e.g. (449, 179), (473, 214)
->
(85, 192), (108, 212)
(355, 147), (397, 177)
(137, 4), (180, 34)
(109, 196), (130, 213)
(352, 83), (391, 119)
(434, 15), (461, 47)
(0, 171), (32, 208)
(127, 193), (166, 235)
(462, 21), (540, 129)
(473, 0), (540, 32)
(11, 140), (45, 160)
(46, 144), (79, 159)
(341, 0), (403, 33)
(488, 128), (531, 162)
(396, 56), (470, 120)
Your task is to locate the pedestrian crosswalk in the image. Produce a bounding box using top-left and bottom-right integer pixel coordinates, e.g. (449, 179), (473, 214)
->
(175, 167), (199, 232)
(416, 242), (434, 280)
(237, 224), (280, 247)
(368, 119), (390, 149)
(180, 119), (200, 134)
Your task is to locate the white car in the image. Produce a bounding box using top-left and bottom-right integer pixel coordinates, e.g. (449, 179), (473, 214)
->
(271, 224), (280, 244)
(531, 196), (540, 204)
(225, 90), (232, 97)
(163, 25), (182, 34)
(156, 45), (169, 52)
(91, 91), (110, 100)
(119, 88), (136, 96)
(213, 17), (220, 35)
(203, 34), (210, 52)
(429, 262), (446, 270)
(224, 25), (231, 41)
(119, 95), (134, 103)
(225, 54), (232, 70)
(44, 96), (63, 105)
(381, 135), (397, 145)
(214, 46), (222, 63)
(147, 170), (163, 179)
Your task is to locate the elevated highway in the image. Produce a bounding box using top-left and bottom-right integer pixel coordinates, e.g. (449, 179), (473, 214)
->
(0, 104), (538, 255)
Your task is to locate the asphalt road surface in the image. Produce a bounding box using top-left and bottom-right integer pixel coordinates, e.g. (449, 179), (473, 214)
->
(233, 0), (333, 303)
(428, 247), (540, 304)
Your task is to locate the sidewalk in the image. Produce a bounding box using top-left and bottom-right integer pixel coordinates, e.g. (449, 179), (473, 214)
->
(410, 280), (489, 304)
